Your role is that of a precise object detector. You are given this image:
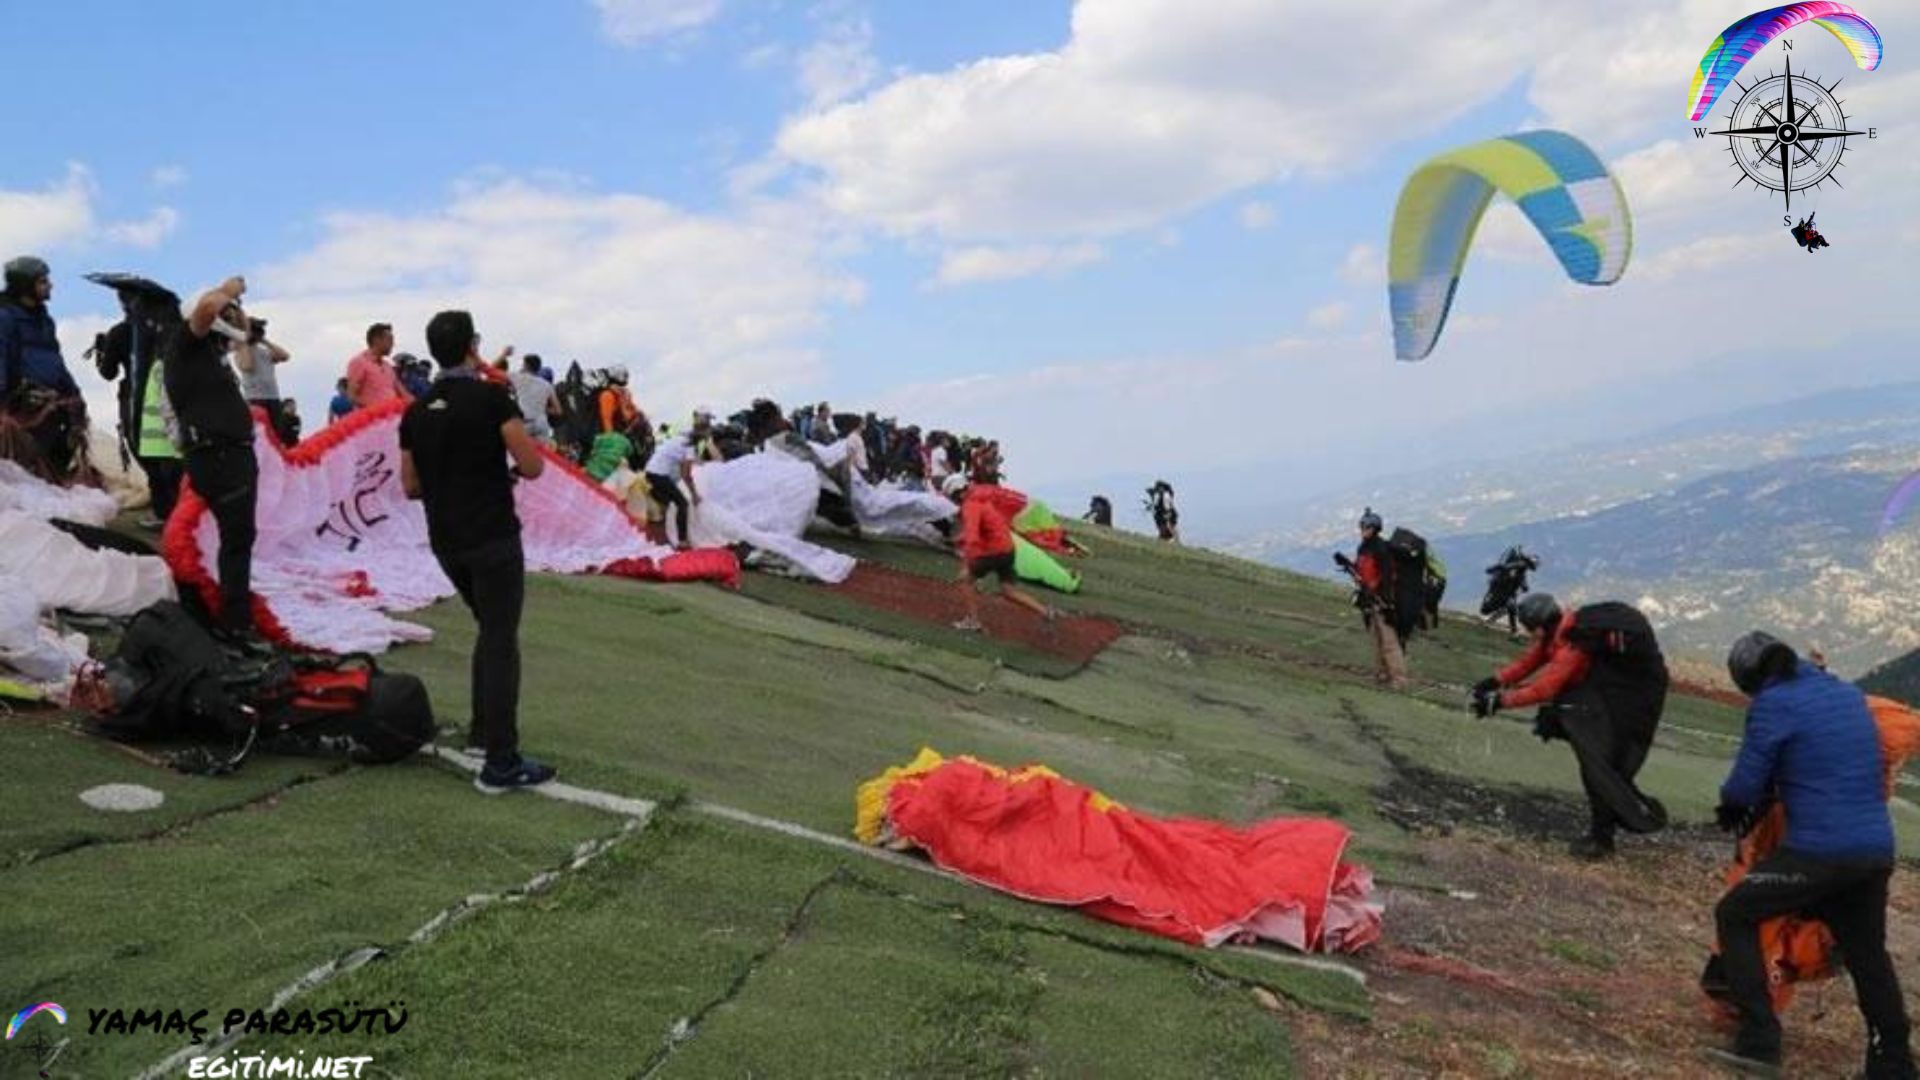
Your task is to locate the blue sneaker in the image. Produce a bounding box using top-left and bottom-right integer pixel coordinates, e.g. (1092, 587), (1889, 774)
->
(474, 756), (557, 795)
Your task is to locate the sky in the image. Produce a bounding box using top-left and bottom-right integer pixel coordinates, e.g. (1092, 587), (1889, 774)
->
(5, 0), (1917, 532)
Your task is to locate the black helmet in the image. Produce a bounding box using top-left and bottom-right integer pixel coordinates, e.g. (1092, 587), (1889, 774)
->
(1727, 631), (1798, 696)
(4, 255), (50, 297)
(1515, 593), (1561, 631)
(1358, 507), (1383, 532)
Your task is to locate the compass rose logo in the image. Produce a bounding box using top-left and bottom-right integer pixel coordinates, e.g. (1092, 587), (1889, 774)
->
(1697, 54), (1878, 210)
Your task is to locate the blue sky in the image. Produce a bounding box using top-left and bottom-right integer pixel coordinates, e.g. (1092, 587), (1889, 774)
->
(5, 0), (1917, 530)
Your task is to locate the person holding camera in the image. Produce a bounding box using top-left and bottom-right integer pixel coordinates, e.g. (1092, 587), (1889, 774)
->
(233, 316), (296, 446)
(168, 276), (264, 644)
(399, 310), (554, 794)
(1707, 632), (1913, 1077)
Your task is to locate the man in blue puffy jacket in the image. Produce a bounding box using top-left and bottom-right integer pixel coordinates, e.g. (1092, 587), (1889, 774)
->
(1708, 631), (1913, 1078)
(0, 254), (88, 481)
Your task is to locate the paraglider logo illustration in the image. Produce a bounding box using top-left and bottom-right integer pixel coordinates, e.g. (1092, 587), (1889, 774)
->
(5, 1003), (66, 1041)
(1689, 4), (1881, 212)
(1388, 130), (1631, 362)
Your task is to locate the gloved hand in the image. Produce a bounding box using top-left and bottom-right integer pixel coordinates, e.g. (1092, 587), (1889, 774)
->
(1531, 708), (1563, 743)
(1469, 689), (1502, 719)
(1472, 676), (1500, 697)
(1715, 802), (1756, 835)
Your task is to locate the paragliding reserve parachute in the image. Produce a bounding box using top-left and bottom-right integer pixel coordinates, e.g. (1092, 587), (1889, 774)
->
(1687, 2), (1883, 122)
(1388, 130), (1632, 362)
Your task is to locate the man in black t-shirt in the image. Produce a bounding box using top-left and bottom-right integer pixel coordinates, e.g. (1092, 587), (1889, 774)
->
(168, 276), (262, 641)
(400, 309), (555, 794)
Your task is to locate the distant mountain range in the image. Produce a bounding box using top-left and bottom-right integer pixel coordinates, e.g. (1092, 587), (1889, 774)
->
(1230, 382), (1920, 675)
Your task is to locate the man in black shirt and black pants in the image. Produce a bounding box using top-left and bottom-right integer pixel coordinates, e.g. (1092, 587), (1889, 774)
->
(400, 310), (555, 794)
(168, 276), (263, 643)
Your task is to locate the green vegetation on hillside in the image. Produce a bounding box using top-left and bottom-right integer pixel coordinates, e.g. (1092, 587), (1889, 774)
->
(3, 521), (1778, 1077)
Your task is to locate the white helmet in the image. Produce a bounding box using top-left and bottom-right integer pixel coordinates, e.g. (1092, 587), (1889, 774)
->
(607, 364), (630, 387)
(942, 474), (970, 498)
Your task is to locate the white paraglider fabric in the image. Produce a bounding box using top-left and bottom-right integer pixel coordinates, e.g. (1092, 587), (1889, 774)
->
(0, 459), (119, 524)
(689, 453), (856, 584)
(0, 514), (175, 615)
(170, 403), (675, 654)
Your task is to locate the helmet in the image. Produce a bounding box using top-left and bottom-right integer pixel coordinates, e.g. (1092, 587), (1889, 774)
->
(942, 474), (970, 498)
(1727, 631), (1797, 696)
(606, 364), (630, 387)
(1515, 593), (1562, 632)
(692, 406), (715, 427)
(4, 255), (50, 296)
(1358, 507), (1383, 532)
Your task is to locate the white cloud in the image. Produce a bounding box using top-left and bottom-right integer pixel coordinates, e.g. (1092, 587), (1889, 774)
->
(1238, 201), (1276, 230)
(251, 177), (862, 421)
(0, 165), (97, 255)
(1637, 232), (1774, 282)
(797, 16), (878, 110)
(102, 206), (180, 249)
(933, 242), (1105, 286)
(1305, 301), (1349, 331)
(591, 0), (722, 46)
(776, 0), (1587, 242)
(1338, 243), (1382, 287)
(0, 164), (183, 257)
(151, 165), (189, 189)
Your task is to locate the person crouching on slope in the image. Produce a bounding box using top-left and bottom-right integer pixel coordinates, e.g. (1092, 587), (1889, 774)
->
(399, 310), (555, 795)
(1704, 632), (1914, 1078)
(944, 474), (1055, 633)
(1470, 594), (1668, 860)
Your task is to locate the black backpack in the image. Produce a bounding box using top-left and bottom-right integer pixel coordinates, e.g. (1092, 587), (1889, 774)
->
(86, 601), (433, 773)
(1564, 601), (1663, 668)
(88, 601), (277, 746)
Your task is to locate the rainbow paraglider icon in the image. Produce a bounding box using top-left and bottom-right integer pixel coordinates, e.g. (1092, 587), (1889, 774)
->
(4, 1002), (67, 1041)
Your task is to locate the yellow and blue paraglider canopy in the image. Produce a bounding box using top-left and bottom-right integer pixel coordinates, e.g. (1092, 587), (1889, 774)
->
(1388, 130), (1631, 362)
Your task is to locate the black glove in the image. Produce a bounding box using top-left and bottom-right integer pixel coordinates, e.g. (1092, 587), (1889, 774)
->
(1715, 802), (1756, 835)
(1472, 677), (1500, 697)
(1333, 552), (1354, 570)
(1469, 690), (1501, 719)
(1531, 708), (1564, 743)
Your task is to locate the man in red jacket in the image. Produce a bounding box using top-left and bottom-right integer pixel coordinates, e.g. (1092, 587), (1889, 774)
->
(945, 474), (1054, 632)
(1472, 593), (1669, 859)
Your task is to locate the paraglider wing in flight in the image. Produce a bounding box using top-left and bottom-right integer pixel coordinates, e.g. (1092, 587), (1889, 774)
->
(1387, 130), (1632, 362)
(1688, 2), (1883, 121)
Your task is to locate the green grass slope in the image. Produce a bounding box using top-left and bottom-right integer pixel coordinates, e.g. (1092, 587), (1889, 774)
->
(2, 521), (1765, 1077)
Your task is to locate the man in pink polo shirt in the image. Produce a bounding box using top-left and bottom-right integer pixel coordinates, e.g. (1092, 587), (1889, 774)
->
(346, 322), (408, 408)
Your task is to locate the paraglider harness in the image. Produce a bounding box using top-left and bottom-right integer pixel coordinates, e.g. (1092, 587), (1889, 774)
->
(1480, 545), (1541, 632)
(73, 601), (434, 775)
(1790, 213), (1830, 252)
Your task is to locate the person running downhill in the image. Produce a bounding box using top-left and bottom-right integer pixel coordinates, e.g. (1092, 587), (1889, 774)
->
(945, 473), (1055, 632)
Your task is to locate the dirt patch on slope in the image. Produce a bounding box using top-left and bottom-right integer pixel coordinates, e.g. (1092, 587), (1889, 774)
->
(829, 562), (1125, 665)
(1286, 829), (1918, 1078)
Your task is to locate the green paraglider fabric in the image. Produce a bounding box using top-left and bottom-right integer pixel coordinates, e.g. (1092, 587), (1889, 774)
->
(583, 432), (632, 482)
(1014, 534), (1080, 594)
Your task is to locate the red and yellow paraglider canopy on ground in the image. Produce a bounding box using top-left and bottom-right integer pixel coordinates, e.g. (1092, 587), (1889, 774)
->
(857, 748), (1381, 953)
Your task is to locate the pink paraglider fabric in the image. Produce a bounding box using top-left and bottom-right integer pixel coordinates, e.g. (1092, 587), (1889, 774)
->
(164, 403), (734, 653)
